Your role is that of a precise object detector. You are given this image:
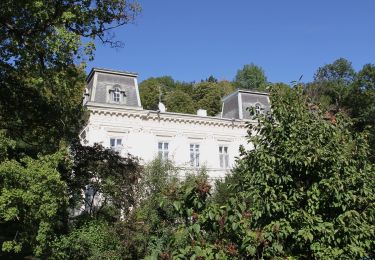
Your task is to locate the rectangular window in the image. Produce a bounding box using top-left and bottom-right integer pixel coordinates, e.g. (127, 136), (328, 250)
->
(158, 142), (169, 160)
(84, 185), (95, 211)
(190, 144), (200, 167)
(219, 146), (229, 168)
(110, 138), (122, 152)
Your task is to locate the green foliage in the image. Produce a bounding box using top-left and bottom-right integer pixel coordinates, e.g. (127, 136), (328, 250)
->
(234, 63), (268, 90)
(193, 82), (223, 116)
(193, 81), (235, 116)
(0, 0), (140, 156)
(165, 90), (196, 114)
(0, 66), (87, 156)
(145, 85), (374, 259)
(1, 3), (374, 258)
(314, 58), (355, 83)
(206, 75), (218, 83)
(144, 170), (257, 259)
(0, 151), (68, 257)
(0, 131), (15, 162)
(115, 159), (181, 259)
(346, 63), (375, 162)
(51, 220), (122, 260)
(139, 75), (234, 115)
(304, 58), (375, 163)
(305, 58), (355, 111)
(65, 141), (142, 219)
(139, 76), (176, 110)
(111, 159), (215, 259)
(227, 85), (375, 258)
(0, 1), (141, 258)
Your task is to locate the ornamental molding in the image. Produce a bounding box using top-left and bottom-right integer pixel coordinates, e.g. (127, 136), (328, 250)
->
(87, 105), (251, 129)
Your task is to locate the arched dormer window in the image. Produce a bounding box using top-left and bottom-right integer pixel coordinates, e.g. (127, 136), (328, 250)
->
(255, 103), (262, 115)
(112, 87), (121, 102)
(83, 88), (90, 104)
(108, 84), (126, 104)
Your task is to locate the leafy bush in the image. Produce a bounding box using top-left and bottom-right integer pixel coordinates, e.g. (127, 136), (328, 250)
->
(146, 85), (375, 259)
(51, 221), (122, 260)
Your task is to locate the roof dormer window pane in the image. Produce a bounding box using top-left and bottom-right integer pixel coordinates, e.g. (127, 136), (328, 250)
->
(255, 103), (261, 115)
(113, 87), (121, 102)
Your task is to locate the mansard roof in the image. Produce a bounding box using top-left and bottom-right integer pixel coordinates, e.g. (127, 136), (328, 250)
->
(87, 68), (138, 81)
(86, 67), (142, 108)
(85, 68), (271, 121)
(221, 89), (270, 120)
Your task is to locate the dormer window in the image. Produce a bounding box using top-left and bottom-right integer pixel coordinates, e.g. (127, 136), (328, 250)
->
(108, 84), (126, 104)
(112, 87), (121, 102)
(83, 88), (90, 104)
(255, 103), (262, 115)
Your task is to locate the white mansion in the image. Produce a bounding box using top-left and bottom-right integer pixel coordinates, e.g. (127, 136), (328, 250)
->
(81, 68), (270, 180)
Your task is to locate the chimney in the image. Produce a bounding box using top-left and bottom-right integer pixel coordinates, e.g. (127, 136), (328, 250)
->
(197, 109), (207, 117)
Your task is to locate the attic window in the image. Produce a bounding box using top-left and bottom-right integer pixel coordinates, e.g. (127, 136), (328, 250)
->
(83, 88), (90, 104)
(255, 103), (262, 115)
(109, 84), (126, 103)
(112, 87), (121, 102)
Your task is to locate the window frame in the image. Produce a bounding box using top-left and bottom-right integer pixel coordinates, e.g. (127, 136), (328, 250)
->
(158, 141), (169, 161)
(112, 87), (121, 103)
(219, 145), (230, 169)
(189, 143), (200, 168)
(255, 103), (262, 115)
(110, 137), (123, 152)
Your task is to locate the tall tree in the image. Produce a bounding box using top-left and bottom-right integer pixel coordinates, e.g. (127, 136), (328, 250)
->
(193, 81), (235, 116)
(151, 85), (375, 259)
(165, 90), (195, 114)
(305, 58), (355, 110)
(65, 141), (142, 219)
(226, 85), (374, 258)
(0, 147), (69, 257)
(345, 64), (375, 162)
(0, 0), (141, 257)
(234, 63), (268, 90)
(0, 0), (140, 156)
(138, 76), (175, 110)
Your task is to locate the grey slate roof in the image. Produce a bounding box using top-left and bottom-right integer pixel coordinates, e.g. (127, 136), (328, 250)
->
(86, 68), (141, 108)
(85, 68), (270, 120)
(222, 89), (270, 120)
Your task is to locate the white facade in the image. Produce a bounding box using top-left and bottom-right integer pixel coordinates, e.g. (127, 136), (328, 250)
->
(82, 68), (270, 180)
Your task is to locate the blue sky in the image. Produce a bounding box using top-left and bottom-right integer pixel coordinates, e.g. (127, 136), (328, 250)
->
(86, 0), (375, 84)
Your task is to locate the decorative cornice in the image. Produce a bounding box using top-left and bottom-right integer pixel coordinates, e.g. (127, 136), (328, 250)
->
(222, 88), (269, 101)
(86, 104), (252, 129)
(87, 67), (138, 82)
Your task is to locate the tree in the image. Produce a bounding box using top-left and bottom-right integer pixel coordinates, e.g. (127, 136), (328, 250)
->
(0, 0), (141, 257)
(51, 221), (123, 260)
(314, 58), (355, 83)
(228, 85), (374, 258)
(193, 81), (235, 116)
(0, 0), (140, 156)
(305, 58), (355, 111)
(0, 150), (68, 257)
(117, 159), (181, 259)
(0, 66), (87, 156)
(217, 80), (236, 97)
(193, 82), (222, 116)
(304, 59), (375, 162)
(165, 90), (196, 114)
(151, 85), (374, 259)
(345, 64), (375, 162)
(65, 141), (142, 219)
(174, 80), (194, 96)
(234, 64), (268, 90)
(206, 75), (218, 83)
(138, 76), (176, 110)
